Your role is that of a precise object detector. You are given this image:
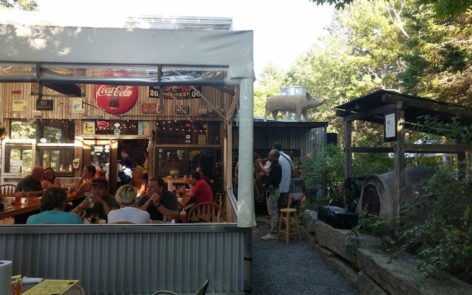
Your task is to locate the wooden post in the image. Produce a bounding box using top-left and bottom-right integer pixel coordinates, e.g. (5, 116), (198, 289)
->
(394, 101), (405, 226)
(343, 120), (352, 180)
(458, 152), (466, 180)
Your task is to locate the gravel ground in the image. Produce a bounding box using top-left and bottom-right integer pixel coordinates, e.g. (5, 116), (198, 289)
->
(252, 216), (359, 295)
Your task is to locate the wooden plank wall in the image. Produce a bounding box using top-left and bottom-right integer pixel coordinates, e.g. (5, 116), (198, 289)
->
(2, 83), (235, 123)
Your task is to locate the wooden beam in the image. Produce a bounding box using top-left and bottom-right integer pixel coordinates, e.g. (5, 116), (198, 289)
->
(383, 93), (472, 119)
(394, 101), (405, 227)
(336, 110), (352, 118)
(343, 120), (352, 179)
(404, 143), (470, 154)
(352, 147), (393, 153)
(352, 144), (470, 154)
(458, 152), (466, 180)
(343, 104), (396, 122)
(225, 87), (240, 123)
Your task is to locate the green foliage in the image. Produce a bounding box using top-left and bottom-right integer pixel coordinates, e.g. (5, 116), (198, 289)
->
(400, 4), (472, 104)
(254, 62), (286, 117)
(351, 210), (394, 238)
(0, 0), (37, 10)
(301, 143), (392, 207)
(310, 0), (354, 9)
(418, 0), (472, 19)
(301, 144), (345, 204)
(310, 0), (472, 18)
(397, 170), (472, 281)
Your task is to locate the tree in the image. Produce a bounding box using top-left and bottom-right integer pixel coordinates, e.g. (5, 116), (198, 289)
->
(286, 0), (406, 135)
(310, 0), (472, 18)
(0, 0), (38, 10)
(400, 6), (472, 104)
(254, 62), (285, 117)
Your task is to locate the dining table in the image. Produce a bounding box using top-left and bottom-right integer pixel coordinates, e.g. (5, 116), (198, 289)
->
(0, 192), (85, 223)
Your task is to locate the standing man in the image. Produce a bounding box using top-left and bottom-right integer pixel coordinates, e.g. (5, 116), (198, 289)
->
(258, 149), (282, 240)
(272, 141), (292, 209)
(138, 177), (179, 221)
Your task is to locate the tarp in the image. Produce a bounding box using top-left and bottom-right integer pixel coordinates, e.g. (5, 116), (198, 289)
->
(0, 13), (254, 80)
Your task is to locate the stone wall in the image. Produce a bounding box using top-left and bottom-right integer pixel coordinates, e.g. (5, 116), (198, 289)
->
(302, 210), (472, 295)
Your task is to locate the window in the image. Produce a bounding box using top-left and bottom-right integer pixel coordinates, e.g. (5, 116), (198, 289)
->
(10, 120), (75, 143)
(37, 144), (76, 176)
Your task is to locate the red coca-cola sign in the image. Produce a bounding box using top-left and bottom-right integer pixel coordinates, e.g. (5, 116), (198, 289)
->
(94, 79), (138, 114)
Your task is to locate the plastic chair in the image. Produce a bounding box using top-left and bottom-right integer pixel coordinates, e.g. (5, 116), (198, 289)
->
(0, 184), (16, 198)
(195, 279), (209, 295)
(187, 202), (222, 222)
(151, 280), (209, 295)
(151, 291), (179, 295)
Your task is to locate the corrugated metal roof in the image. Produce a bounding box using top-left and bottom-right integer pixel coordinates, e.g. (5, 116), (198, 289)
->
(335, 89), (472, 128)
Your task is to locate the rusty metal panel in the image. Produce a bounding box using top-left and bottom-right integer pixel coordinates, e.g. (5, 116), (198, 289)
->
(0, 225), (250, 295)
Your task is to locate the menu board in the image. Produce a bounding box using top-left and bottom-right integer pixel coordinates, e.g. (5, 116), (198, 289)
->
(23, 279), (79, 295)
(149, 85), (202, 99)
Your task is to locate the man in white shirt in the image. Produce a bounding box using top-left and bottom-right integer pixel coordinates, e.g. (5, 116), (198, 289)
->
(272, 142), (292, 209)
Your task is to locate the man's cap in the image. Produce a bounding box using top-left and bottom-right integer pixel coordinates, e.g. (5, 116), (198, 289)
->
(91, 178), (108, 188)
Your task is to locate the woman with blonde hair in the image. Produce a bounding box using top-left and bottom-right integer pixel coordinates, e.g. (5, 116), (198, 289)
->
(107, 185), (150, 224)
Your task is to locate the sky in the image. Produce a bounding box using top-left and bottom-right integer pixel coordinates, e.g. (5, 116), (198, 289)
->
(33, 0), (334, 79)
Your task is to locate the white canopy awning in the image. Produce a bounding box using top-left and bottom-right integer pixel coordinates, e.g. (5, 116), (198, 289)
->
(0, 12), (254, 79)
(0, 16), (256, 228)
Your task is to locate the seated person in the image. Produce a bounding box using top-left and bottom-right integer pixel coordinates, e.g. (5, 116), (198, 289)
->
(108, 185), (150, 224)
(73, 178), (119, 221)
(27, 187), (83, 224)
(138, 177), (179, 221)
(287, 192), (306, 208)
(69, 165), (96, 198)
(41, 167), (62, 190)
(15, 166), (45, 198)
(187, 170), (214, 206)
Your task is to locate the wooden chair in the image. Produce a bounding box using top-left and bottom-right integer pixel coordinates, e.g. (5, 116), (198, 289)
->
(187, 203), (222, 223)
(0, 184), (16, 198)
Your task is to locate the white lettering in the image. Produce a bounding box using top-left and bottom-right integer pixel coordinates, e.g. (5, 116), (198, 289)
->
(96, 85), (134, 97)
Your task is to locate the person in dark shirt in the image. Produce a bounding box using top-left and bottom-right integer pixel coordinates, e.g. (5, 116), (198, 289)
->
(138, 177), (179, 221)
(15, 166), (44, 197)
(73, 178), (119, 222)
(257, 149), (282, 240)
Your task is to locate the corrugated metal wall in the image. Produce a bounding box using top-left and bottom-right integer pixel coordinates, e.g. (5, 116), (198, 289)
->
(232, 125), (327, 162)
(0, 224), (250, 295)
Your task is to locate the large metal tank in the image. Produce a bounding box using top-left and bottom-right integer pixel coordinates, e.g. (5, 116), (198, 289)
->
(281, 86), (307, 96)
(356, 168), (436, 220)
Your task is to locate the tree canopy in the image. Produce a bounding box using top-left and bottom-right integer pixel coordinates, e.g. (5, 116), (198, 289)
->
(0, 0), (37, 10)
(310, 0), (472, 18)
(256, 0), (471, 141)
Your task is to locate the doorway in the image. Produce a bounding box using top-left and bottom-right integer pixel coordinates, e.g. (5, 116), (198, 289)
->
(118, 139), (149, 168)
(82, 138), (149, 192)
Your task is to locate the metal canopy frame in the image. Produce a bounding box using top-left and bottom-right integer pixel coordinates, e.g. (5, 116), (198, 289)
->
(0, 21), (256, 228)
(0, 62), (235, 86)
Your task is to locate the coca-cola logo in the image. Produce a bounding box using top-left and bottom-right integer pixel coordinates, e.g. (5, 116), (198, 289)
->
(94, 84), (138, 114)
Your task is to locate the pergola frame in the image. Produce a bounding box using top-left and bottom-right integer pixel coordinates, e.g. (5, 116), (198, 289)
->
(336, 90), (472, 221)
